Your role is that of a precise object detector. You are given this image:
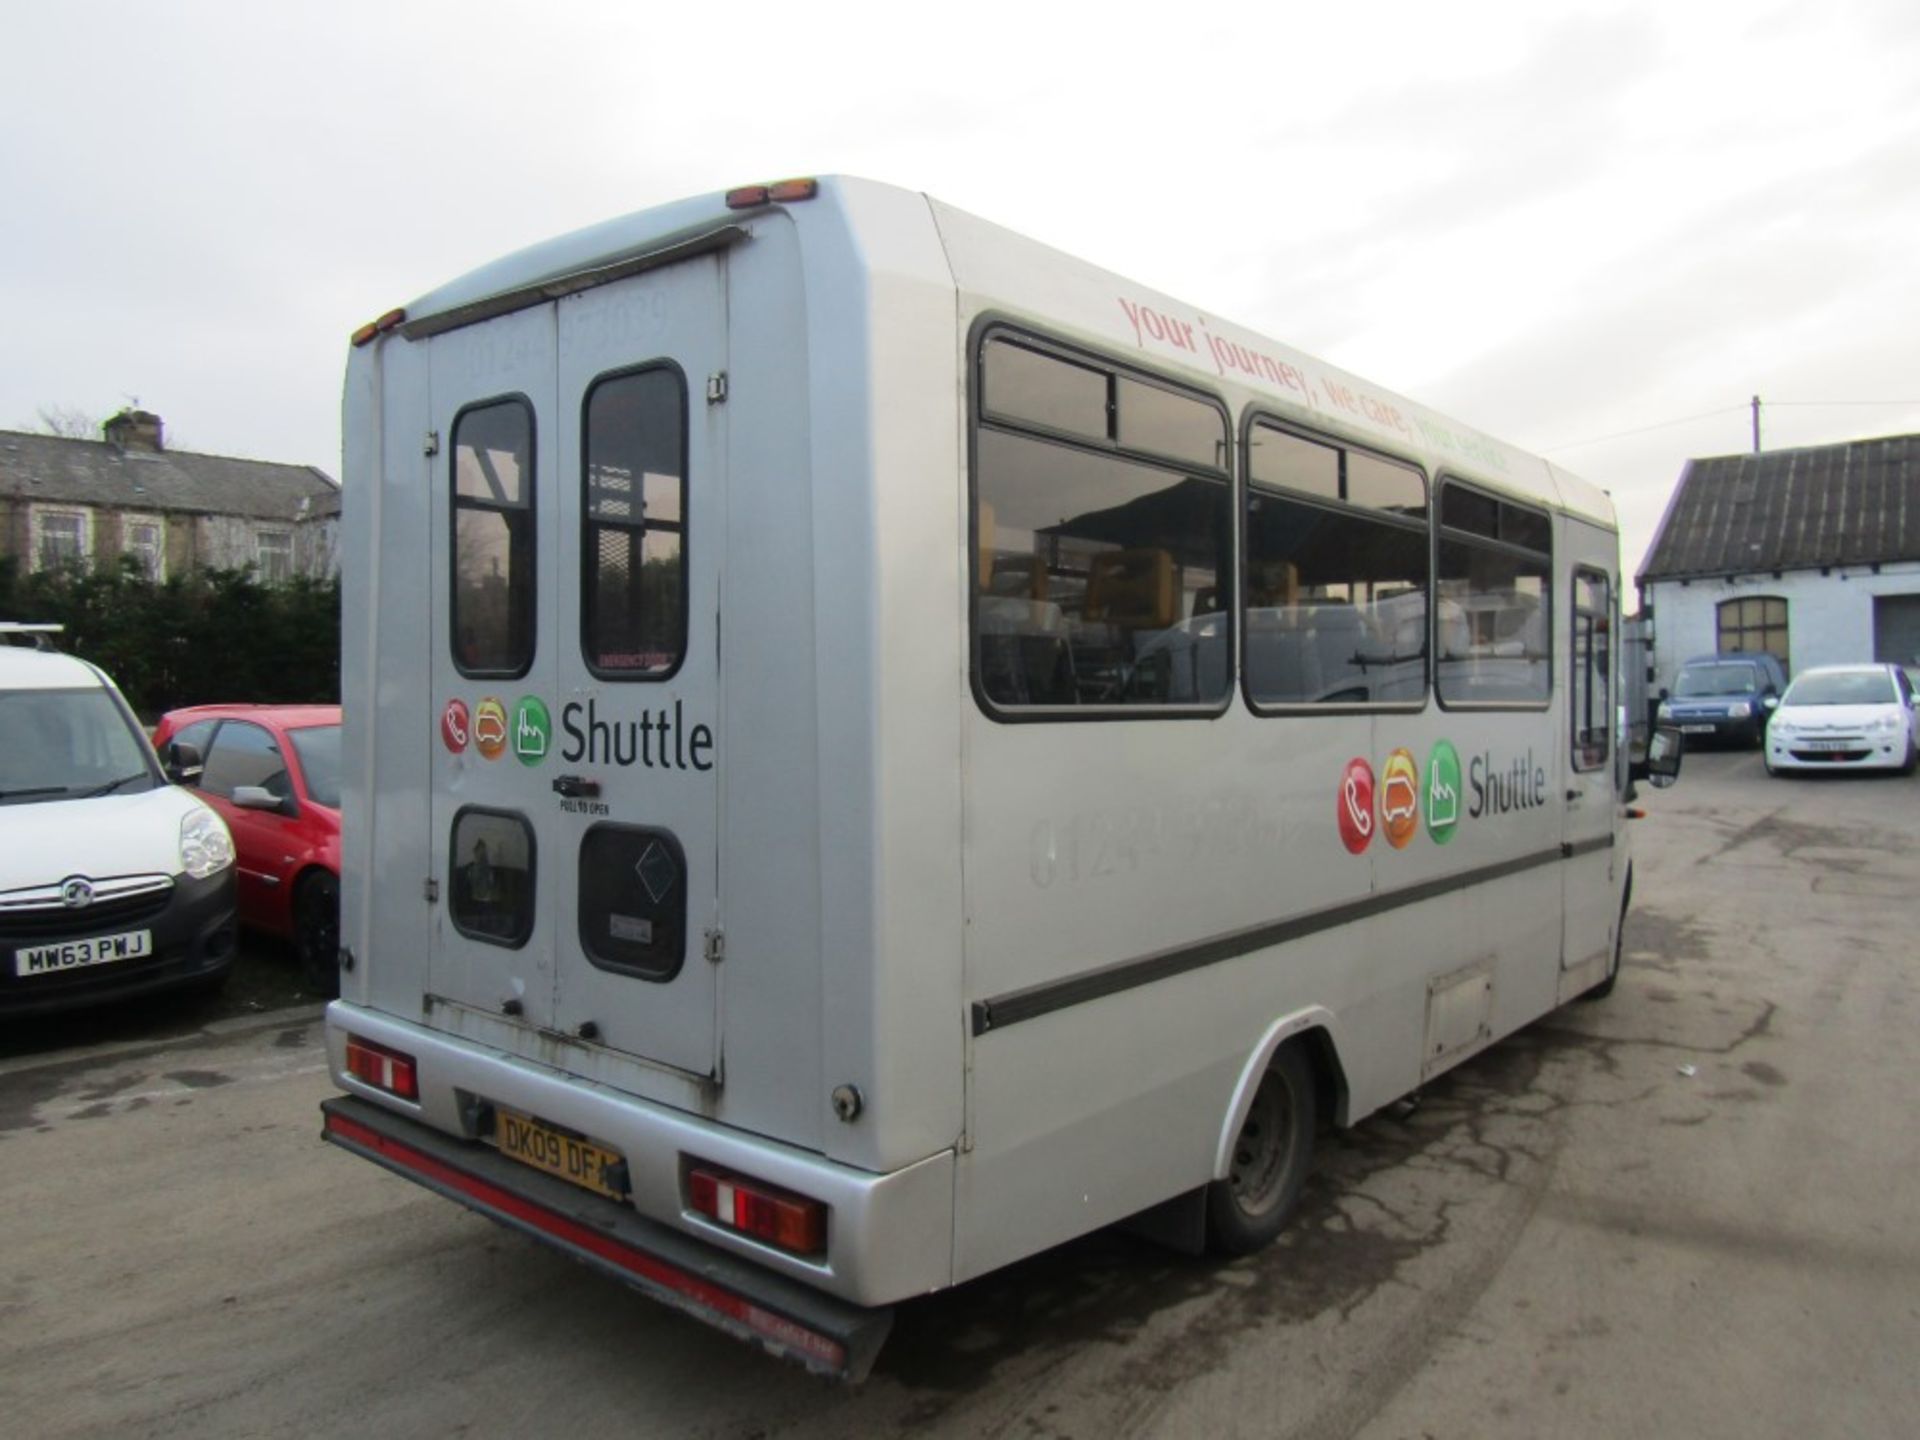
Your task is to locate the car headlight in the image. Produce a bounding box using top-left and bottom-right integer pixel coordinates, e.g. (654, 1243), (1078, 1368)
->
(180, 806), (235, 879)
(1726, 702), (1751, 718)
(1871, 713), (1901, 734)
(1657, 701), (1672, 719)
(1770, 721), (1795, 740)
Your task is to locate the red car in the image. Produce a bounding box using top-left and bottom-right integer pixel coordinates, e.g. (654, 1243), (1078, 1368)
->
(152, 704), (341, 995)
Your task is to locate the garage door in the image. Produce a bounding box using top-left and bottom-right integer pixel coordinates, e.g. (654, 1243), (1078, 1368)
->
(1872, 594), (1920, 668)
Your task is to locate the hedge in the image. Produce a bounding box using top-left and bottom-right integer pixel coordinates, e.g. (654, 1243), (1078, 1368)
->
(1, 557), (341, 720)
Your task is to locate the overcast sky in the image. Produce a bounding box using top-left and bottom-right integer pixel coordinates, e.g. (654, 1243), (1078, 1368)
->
(3, 0), (1916, 583)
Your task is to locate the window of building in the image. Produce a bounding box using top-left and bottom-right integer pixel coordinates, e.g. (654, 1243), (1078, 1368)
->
(124, 516), (165, 580)
(1717, 595), (1788, 664)
(973, 333), (1232, 712)
(452, 398), (535, 678)
(583, 368), (686, 678)
(1571, 569), (1611, 771)
(255, 529), (294, 585)
(1244, 422), (1429, 708)
(34, 510), (90, 571)
(1436, 482), (1552, 706)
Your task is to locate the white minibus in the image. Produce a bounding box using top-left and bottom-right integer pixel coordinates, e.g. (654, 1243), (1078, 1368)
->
(322, 176), (1680, 1377)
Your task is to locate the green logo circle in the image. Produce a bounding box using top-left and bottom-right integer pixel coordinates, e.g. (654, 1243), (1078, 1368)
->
(1426, 740), (1462, 843)
(513, 696), (551, 766)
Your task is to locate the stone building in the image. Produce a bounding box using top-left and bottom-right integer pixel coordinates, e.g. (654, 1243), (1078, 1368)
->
(0, 409), (338, 583)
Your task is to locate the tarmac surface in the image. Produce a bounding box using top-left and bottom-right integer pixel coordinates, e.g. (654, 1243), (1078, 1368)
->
(4, 747), (1916, 1438)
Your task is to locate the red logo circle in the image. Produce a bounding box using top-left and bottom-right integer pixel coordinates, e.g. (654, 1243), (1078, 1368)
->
(1337, 758), (1376, 854)
(440, 698), (471, 754)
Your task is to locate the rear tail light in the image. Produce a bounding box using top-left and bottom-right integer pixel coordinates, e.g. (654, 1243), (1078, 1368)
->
(344, 1035), (419, 1100)
(687, 1164), (827, 1256)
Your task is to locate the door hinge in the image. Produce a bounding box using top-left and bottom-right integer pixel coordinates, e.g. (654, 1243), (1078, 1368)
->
(706, 372), (728, 405)
(424, 878), (440, 904)
(703, 929), (725, 964)
(423, 429), (440, 457)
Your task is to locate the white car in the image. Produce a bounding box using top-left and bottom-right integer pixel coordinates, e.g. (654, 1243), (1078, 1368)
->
(1764, 663), (1919, 776)
(0, 641), (239, 1013)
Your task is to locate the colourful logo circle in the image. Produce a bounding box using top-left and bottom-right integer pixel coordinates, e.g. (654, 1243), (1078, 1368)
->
(473, 698), (508, 760)
(440, 698), (470, 754)
(1381, 748), (1420, 849)
(1426, 740), (1462, 844)
(513, 696), (551, 766)
(1337, 757), (1376, 854)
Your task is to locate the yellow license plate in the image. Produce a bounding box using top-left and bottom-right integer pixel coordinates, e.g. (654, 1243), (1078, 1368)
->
(493, 1107), (628, 1201)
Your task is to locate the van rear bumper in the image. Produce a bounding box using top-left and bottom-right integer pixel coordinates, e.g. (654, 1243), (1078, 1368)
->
(322, 1002), (954, 1310)
(321, 1095), (893, 1379)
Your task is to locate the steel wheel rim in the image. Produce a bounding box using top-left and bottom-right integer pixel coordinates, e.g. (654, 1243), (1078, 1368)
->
(1228, 1069), (1300, 1218)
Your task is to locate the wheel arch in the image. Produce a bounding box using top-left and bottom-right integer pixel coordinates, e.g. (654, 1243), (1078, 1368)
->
(1211, 1007), (1352, 1182)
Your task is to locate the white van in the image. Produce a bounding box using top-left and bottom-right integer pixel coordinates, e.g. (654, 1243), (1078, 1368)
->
(0, 633), (238, 1013)
(322, 177), (1680, 1378)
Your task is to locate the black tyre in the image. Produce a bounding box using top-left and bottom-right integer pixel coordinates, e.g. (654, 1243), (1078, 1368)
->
(1899, 738), (1917, 777)
(294, 871), (341, 998)
(1206, 1044), (1316, 1256)
(1583, 874), (1632, 1002)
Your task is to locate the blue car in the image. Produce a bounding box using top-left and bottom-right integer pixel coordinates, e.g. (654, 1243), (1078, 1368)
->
(1658, 653), (1789, 747)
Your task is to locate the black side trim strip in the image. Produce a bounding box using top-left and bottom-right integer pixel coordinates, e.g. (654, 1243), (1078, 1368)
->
(1564, 834), (1615, 861)
(971, 841), (1606, 1036)
(401, 224), (748, 341)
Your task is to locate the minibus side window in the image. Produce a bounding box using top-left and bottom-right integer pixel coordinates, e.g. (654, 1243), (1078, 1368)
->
(1436, 483), (1552, 706)
(1571, 569), (1611, 770)
(583, 367), (688, 679)
(1243, 422), (1429, 709)
(973, 334), (1232, 713)
(451, 399), (536, 678)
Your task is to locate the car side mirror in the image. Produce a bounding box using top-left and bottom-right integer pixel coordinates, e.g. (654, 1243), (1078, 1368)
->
(1762, 693), (1779, 710)
(165, 740), (204, 785)
(1630, 724), (1684, 789)
(232, 784), (295, 816)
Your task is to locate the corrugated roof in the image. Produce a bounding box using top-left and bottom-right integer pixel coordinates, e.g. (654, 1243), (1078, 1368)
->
(1638, 433), (1920, 582)
(0, 428), (337, 521)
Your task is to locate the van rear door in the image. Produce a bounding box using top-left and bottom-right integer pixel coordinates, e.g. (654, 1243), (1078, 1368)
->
(550, 257), (725, 1079)
(424, 252), (726, 1080)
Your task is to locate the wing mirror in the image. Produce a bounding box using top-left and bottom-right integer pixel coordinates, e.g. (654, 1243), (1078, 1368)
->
(164, 740), (204, 785)
(1630, 724), (1684, 789)
(232, 784), (295, 816)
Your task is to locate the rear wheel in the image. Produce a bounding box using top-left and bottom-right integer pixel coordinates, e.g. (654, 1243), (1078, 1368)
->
(294, 871), (340, 998)
(1206, 1044), (1316, 1256)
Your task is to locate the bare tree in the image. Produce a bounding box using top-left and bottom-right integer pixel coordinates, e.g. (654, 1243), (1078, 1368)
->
(34, 404), (99, 439)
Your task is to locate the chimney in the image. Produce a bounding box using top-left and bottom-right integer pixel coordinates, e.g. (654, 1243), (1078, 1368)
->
(103, 408), (164, 451)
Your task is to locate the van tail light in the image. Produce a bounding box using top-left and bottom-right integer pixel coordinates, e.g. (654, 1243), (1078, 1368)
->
(344, 1035), (419, 1100)
(688, 1165), (827, 1256)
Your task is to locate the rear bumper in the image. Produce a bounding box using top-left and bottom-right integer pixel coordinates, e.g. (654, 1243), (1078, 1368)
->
(321, 1096), (893, 1379)
(323, 1002), (954, 1308)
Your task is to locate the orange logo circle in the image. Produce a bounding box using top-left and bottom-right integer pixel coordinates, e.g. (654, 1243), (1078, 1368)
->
(474, 698), (508, 760)
(1381, 748), (1420, 849)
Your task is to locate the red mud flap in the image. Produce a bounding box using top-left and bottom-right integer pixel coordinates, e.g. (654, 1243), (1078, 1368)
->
(320, 1096), (893, 1380)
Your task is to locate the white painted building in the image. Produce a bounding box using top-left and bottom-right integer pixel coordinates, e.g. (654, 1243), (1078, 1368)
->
(1638, 433), (1920, 694)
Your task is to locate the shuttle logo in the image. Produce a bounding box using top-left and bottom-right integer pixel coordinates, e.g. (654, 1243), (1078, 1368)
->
(1337, 758), (1375, 855)
(1381, 749), (1419, 849)
(513, 697), (551, 767)
(1426, 740), (1462, 845)
(440, 699), (471, 754)
(473, 699), (508, 760)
